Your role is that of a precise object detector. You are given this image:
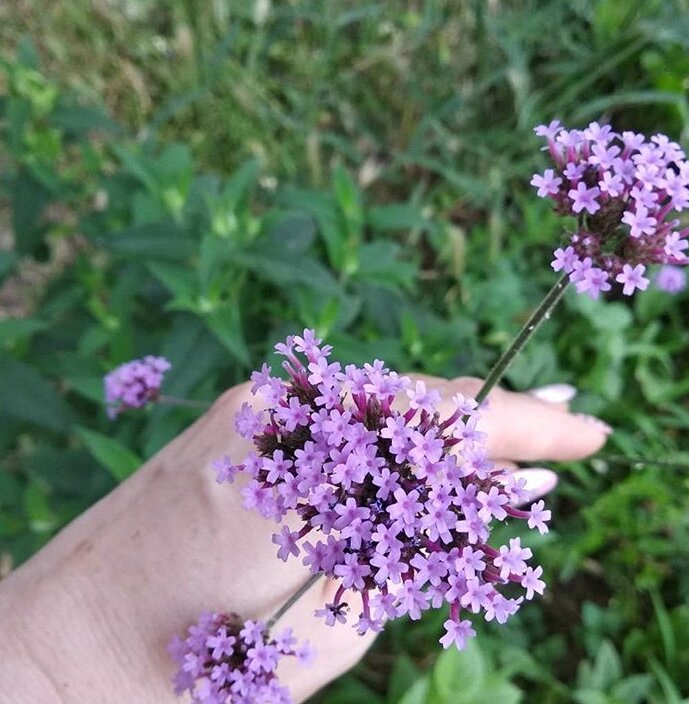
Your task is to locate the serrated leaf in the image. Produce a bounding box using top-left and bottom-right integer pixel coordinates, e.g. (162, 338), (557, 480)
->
(75, 427), (142, 482)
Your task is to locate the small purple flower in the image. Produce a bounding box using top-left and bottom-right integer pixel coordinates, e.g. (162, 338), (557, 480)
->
(615, 264), (650, 296)
(169, 612), (312, 704)
(655, 265), (687, 293)
(568, 182), (601, 215)
(533, 120), (689, 296)
(217, 330), (549, 651)
(104, 355), (171, 419)
(530, 169), (562, 197)
(439, 618), (476, 650)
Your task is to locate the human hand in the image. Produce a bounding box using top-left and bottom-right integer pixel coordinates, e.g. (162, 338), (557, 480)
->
(0, 375), (609, 704)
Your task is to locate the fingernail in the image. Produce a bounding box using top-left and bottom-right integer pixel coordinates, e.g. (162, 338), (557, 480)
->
(528, 383), (577, 404)
(511, 468), (558, 505)
(575, 413), (613, 435)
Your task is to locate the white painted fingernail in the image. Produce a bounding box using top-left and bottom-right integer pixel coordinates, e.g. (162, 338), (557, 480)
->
(511, 468), (558, 506)
(574, 413), (613, 435)
(529, 383), (577, 404)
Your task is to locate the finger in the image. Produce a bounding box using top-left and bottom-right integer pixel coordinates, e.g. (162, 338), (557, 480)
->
(493, 459), (519, 472)
(510, 468), (558, 505)
(492, 461), (558, 506)
(452, 380), (611, 462)
(528, 383), (577, 412)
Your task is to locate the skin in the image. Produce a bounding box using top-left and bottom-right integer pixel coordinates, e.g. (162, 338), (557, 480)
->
(0, 376), (609, 704)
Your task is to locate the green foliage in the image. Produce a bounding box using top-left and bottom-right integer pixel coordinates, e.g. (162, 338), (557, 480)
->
(1, 2), (689, 702)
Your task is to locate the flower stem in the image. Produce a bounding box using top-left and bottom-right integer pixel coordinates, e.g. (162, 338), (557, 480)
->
(475, 273), (570, 404)
(266, 573), (323, 631)
(156, 394), (211, 410)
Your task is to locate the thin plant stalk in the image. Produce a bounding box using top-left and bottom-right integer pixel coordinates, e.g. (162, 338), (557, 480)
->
(475, 273), (570, 403)
(266, 573), (323, 631)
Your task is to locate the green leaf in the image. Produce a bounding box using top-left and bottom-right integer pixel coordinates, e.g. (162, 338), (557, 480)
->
(235, 247), (340, 294)
(278, 186), (346, 270)
(432, 640), (485, 700)
(333, 164), (364, 234)
(50, 104), (124, 136)
(355, 241), (417, 290)
(572, 690), (611, 704)
(582, 640), (622, 692)
(0, 317), (46, 345)
(204, 304), (250, 366)
(221, 158), (260, 208)
(388, 654), (423, 703)
(10, 170), (53, 254)
(0, 358), (73, 431)
(610, 675), (653, 703)
(148, 261), (198, 305)
(264, 211), (317, 252)
(319, 677), (385, 704)
(98, 221), (194, 261)
(0, 468), (22, 508)
(0, 251), (18, 281)
(75, 427), (142, 482)
(480, 678), (523, 704)
(111, 143), (159, 193)
(23, 480), (57, 533)
(397, 678), (430, 704)
(368, 204), (431, 232)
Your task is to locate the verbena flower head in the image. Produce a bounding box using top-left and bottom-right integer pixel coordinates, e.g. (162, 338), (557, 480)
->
(532, 120), (689, 298)
(104, 355), (171, 419)
(218, 330), (549, 650)
(655, 264), (686, 293)
(169, 611), (313, 704)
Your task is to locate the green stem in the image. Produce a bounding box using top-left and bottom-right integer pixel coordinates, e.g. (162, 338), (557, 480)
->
(156, 394), (211, 410)
(266, 573), (323, 631)
(475, 273), (570, 404)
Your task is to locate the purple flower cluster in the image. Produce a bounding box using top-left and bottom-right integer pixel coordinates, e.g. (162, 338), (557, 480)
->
(169, 611), (313, 704)
(103, 355), (171, 419)
(531, 120), (689, 298)
(217, 330), (548, 650)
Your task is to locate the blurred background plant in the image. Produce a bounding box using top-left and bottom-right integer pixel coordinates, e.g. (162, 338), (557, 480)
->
(1, 0), (689, 701)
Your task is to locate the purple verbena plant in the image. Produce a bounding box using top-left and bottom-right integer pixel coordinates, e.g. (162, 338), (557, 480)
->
(104, 355), (171, 419)
(216, 330), (549, 650)
(532, 120), (689, 298)
(169, 612), (314, 704)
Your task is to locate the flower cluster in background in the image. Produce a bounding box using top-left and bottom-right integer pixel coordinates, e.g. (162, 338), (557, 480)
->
(531, 120), (689, 298)
(216, 330), (549, 650)
(655, 264), (687, 294)
(169, 611), (313, 704)
(103, 355), (171, 419)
